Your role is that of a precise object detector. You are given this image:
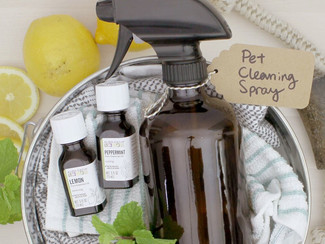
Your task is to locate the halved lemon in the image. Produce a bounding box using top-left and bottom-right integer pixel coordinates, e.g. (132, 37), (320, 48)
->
(0, 66), (39, 124)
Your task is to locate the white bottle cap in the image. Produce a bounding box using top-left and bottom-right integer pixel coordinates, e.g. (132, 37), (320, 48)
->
(95, 81), (130, 112)
(50, 110), (87, 144)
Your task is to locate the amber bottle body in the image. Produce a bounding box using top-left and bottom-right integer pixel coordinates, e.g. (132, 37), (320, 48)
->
(140, 88), (250, 243)
(59, 140), (106, 217)
(96, 112), (139, 189)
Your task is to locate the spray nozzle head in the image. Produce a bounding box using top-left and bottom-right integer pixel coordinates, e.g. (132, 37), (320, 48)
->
(97, 0), (231, 84)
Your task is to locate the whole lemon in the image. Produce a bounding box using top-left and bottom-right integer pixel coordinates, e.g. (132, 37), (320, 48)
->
(23, 15), (100, 97)
(95, 19), (151, 51)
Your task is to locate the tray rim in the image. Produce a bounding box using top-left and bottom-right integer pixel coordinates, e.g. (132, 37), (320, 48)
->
(21, 56), (311, 243)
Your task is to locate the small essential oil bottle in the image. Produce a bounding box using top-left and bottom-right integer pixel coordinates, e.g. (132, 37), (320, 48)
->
(95, 81), (139, 189)
(50, 110), (107, 217)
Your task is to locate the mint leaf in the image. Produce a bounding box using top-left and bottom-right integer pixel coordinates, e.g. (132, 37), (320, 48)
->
(4, 174), (20, 191)
(133, 229), (153, 239)
(99, 233), (116, 244)
(0, 174), (21, 224)
(0, 189), (10, 224)
(155, 190), (183, 240)
(92, 215), (118, 235)
(92, 215), (119, 244)
(153, 239), (177, 244)
(4, 175), (21, 223)
(162, 215), (184, 240)
(133, 230), (176, 244)
(134, 229), (154, 244)
(113, 201), (146, 236)
(116, 240), (135, 244)
(136, 239), (156, 244)
(92, 202), (179, 244)
(0, 138), (18, 183)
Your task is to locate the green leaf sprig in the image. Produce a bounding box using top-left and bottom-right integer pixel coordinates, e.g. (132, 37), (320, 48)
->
(92, 201), (177, 244)
(0, 138), (22, 224)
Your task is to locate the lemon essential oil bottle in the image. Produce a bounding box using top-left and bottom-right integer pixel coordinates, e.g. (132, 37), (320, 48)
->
(95, 81), (139, 189)
(50, 110), (107, 217)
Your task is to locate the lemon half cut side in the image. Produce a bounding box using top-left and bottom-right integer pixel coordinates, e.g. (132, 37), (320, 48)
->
(0, 66), (39, 124)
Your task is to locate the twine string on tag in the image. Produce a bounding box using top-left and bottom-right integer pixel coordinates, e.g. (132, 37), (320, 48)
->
(144, 70), (217, 119)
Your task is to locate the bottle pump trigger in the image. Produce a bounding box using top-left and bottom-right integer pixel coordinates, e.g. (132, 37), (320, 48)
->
(96, 0), (232, 84)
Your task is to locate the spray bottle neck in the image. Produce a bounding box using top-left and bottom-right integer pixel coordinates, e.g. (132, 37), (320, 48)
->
(155, 42), (207, 86)
(162, 58), (207, 86)
(170, 88), (202, 105)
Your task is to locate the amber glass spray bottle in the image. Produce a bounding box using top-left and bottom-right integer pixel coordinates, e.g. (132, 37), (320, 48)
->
(96, 0), (252, 242)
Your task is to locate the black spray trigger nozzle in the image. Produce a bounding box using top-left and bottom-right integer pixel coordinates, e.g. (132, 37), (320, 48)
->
(97, 0), (232, 85)
(105, 25), (133, 80)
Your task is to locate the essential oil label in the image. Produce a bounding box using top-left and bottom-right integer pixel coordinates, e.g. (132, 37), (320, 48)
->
(64, 161), (106, 210)
(100, 134), (139, 181)
(208, 44), (315, 108)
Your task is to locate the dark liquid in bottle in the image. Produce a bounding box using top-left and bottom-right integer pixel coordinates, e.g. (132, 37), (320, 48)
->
(59, 141), (106, 217)
(96, 112), (139, 189)
(140, 89), (249, 243)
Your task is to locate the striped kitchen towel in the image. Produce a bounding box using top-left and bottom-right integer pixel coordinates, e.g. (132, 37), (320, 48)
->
(242, 127), (308, 244)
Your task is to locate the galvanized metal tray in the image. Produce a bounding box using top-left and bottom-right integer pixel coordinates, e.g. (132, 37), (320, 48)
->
(21, 57), (311, 243)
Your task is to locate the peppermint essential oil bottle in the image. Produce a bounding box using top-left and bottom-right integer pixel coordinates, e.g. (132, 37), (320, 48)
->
(95, 81), (139, 189)
(50, 110), (107, 217)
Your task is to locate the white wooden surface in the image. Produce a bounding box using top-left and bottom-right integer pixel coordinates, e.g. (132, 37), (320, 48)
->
(1, 0), (325, 243)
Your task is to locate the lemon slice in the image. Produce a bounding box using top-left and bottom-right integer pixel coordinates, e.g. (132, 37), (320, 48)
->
(0, 116), (25, 143)
(0, 66), (39, 124)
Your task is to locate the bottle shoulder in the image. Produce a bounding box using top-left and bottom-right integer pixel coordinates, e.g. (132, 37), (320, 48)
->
(96, 118), (135, 138)
(59, 146), (95, 170)
(159, 99), (233, 122)
(140, 98), (238, 139)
